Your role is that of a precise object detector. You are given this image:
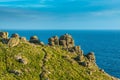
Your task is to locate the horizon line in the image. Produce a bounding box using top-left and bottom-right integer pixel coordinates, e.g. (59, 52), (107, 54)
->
(1, 29), (120, 31)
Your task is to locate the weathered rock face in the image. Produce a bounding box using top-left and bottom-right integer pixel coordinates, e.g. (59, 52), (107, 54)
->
(81, 52), (96, 67)
(73, 46), (82, 53)
(76, 52), (96, 67)
(59, 33), (74, 48)
(59, 34), (83, 54)
(7, 33), (20, 47)
(76, 50), (84, 61)
(48, 36), (59, 46)
(80, 61), (91, 67)
(0, 32), (8, 39)
(29, 36), (40, 44)
(86, 52), (96, 62)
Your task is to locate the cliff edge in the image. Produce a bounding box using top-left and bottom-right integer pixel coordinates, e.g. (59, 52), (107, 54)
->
(0, 32), (118, 80)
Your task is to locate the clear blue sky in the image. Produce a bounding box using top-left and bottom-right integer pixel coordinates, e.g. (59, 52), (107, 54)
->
(0, 0), (120, 30)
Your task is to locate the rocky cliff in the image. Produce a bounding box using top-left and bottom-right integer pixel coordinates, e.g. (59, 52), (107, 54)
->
(0, 31), (118, 80)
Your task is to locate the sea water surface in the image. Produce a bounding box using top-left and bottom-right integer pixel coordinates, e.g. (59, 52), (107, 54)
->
(3, 30), (120, 78)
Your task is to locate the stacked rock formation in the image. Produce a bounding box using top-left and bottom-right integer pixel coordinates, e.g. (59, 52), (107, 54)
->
(48, 33), (83, 55)
(78, 52), (96, 67)
(48, 36), (59, 46)
(59, 33), (74, 48)
(48, 33), (75, 48)
(86, 52), (96, 63)
(48, 33), (97, 68)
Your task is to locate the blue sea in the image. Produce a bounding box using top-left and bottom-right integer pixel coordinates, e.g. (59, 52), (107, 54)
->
(4, 30), (120, 78)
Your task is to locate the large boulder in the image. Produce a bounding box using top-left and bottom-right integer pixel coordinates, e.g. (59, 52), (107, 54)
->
(0, 32), (8, 39)
(0, 32), (9, 44)
(29, 35), (44, 45)
(48, 36), (59, 46)
(29, 36), (40, 44)
(7, 33), (20, 47)
(59, 33), (74, 48)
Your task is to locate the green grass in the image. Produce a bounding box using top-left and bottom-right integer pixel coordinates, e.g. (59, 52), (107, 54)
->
(0, 42), (117, 80)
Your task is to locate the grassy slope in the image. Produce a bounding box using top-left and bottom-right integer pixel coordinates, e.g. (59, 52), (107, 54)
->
(0, 42), (116, 80)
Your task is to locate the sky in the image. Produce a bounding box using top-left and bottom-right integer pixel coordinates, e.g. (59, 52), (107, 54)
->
(0, 0), (120, 30)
